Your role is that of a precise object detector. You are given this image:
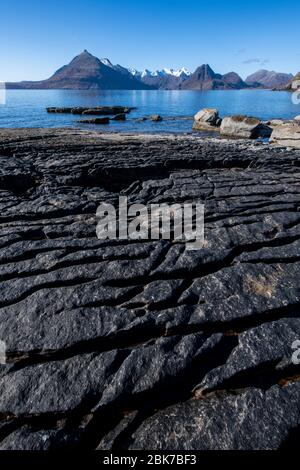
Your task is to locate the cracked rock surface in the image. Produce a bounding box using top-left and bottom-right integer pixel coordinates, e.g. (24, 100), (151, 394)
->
(0, 128), (299, 450)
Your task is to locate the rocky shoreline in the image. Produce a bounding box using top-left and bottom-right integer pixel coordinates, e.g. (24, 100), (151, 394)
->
(192, 107), (300, 147)
(0, 128), (299, 449)
(44, 105), (300, 148)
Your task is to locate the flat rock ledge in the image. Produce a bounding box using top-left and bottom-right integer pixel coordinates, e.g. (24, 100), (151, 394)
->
(0, 128), (299, 450)
(47, 106), (133, 115)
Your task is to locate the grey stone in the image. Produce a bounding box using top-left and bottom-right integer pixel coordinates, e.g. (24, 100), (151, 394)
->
(193, 108), (220, 131)
(130, 382), (300, 449)
(220, 115), (272, 138)
(0, 425), (81, 450)
(269, 121), (300, 148)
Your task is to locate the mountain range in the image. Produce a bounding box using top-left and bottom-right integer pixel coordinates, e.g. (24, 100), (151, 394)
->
(5, 50), (294, 91)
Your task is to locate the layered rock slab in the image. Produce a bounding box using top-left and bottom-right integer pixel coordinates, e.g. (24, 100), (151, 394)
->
(0, 128), (299, 449)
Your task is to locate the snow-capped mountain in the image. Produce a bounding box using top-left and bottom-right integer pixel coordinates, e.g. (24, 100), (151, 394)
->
(98, 58), (192, 86)
(97, 61), (192, 86)
(100, 58), (114, 68)
(141, 69), (154, 78)
(161, 67), (192, 78)
(127, 68), (142, 77)
(130, 67), (191, 78)
(119, 67), (192, 89)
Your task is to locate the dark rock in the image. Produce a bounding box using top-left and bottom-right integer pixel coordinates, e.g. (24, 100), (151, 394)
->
(96, 411), (139, 450)
(47, 107), (73, 113)
(111, 113), (126, 121)
(81, 107), (131, 116)
(0, 425), (82, 450)
(71, 107), (88, 115)
(0, 128), (299, 450)
(48, 106), (132, 115)
(0, 351), (122, 414)
(78, 117), (110, 124)
(130, 382), (300, 449)
(151, 115), (163, 122)
(195, 318), (300, 395)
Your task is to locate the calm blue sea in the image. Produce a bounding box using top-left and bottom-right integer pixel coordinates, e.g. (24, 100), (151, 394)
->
(0, 89), (299, 133)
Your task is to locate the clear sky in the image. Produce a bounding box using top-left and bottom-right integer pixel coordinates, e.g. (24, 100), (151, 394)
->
(1, 0), (299, 81)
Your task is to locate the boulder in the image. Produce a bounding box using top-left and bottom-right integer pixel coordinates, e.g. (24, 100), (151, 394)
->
(269, 122), (300, 148)
(193, 108), (220, 131)
(294, 115), (300, 121)
(220, 115), (272, 139)
(78, 117), (110, 124)
(151, 115), (163, 122)
(194, 108), (219, 124)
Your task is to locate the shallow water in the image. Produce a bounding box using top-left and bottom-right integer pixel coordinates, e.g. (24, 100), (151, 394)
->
(0, 89), (299, 133)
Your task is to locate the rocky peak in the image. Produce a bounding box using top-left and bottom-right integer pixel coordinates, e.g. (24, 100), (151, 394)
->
(193, 64), (217, 80)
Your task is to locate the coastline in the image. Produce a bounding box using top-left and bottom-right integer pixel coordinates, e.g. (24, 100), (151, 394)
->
(0, 126), (282, 145)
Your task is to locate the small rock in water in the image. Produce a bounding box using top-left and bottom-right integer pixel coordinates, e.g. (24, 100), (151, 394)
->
(47, 106), (132, 115)
(46, 107), (72, 113)
(111, 114), (126, 121)
(78, 117), (110, 124)
(151, 115), (163, 122)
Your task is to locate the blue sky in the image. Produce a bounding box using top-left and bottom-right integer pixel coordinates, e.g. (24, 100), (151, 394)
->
(1, 0), (299, 81)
